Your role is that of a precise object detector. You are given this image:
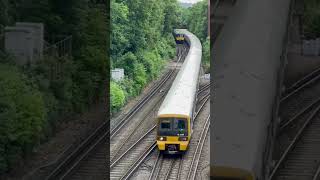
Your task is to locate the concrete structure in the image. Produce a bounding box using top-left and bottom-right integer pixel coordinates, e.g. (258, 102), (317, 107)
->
(111, 68), (124, 81)
(4, 22), (44, 65)
(15, 22), (44, 60)
(5, 26), (34, 65)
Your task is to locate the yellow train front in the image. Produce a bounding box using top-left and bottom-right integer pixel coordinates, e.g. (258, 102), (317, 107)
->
(173, 29), (185, 44)
(156, 29), (202, 154)
(156, 115), (191, 154)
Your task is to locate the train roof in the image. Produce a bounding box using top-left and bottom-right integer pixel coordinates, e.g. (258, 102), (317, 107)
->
(211, 0), (290, 175)
(158, 29), (202, 117)
(173, 29), (187, 34)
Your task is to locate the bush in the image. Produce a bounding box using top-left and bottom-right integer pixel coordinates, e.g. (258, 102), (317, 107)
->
(0, 64), (47, 173)
(110, 81), (125, 113)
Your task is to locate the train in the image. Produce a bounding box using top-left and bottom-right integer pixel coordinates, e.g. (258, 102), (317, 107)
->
(156, 29), (202, 154)
(173, 29), (186, 44)
(211, 0), (291, 179)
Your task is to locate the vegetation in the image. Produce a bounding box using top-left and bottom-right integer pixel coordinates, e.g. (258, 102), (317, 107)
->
(110, 0), (210, 114)
(110, 0), (183, 113)
(0, 63), (46, 172)
(0, 0), (209, 173)
(0, 0), (107, 173)
(303, 0), (320, 39)
(183, 0), (210, 73)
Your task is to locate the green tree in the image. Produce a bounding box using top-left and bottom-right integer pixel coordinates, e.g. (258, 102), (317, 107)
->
(0, 64), (46, 173)
(184, 0), (208, 42)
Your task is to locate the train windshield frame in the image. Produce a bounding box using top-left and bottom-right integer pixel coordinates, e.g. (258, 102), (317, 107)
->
(158, 117), (188, 136)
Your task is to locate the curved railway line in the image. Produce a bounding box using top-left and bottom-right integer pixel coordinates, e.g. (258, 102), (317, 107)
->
(43, 46), (188, 180)
(270, 67), (320, 180)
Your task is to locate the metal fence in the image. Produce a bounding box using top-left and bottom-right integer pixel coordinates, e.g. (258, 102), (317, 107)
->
(44, 35), (72, 58)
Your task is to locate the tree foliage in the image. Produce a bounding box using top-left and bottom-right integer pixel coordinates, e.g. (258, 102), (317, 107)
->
(0, 0), (108, 173)
(183, 0), (208, 42)
(303, 0), (320, 39)
(0, 64), (46, 173)
(183, 0), (209, 73)
(110, 0), (182, 113)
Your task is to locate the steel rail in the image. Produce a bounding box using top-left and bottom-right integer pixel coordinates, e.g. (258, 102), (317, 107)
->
(148, 151), (161, 180)
(279, 97), (320, 131)
(197, 82), (211, 95)
(110, 125), (156, 168)
(163, 159), (175, 180)
(45, 41), (189, 180)
(269, 105), (320, 179)
(111, 82), (210, 166)
(284, 66), (320, 97)
(111, 70), (174, 138)
(110, 87), (169, 163)
(280, 69), (320, 103)
(313, 164), (320, 180)
(125, 92), (210, 180)
(187, 115), (210, 180)
(120, 143), (157, 180)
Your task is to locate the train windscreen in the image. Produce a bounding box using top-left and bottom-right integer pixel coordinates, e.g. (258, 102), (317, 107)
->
(158, 118), (188, 136)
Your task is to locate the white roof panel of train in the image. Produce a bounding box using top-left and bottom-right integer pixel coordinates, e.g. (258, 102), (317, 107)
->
(158, 30), (202, 117)
(211, 0), (290, 173)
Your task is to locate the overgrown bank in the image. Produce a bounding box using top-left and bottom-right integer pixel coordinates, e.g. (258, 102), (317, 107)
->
(0, 1), (107, 173)
(110, 0), (210, 114)
(183, 0), (210, 73)
(110, 0), (184, 113)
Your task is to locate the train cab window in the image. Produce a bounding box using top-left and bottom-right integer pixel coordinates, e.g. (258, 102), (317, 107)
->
(158, 118), (188, 136)
(175, 119), (186, 130)
(173, 119), (187, 136)
(161, 121), (171, 129)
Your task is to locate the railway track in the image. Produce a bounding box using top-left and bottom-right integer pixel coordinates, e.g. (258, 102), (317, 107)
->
(270, 102), (320, 180)
(186, 115), (210, 180)
(110, 85), (209, 179)
(138, 92), (210, 180)
(279, 66), (320, 125)
(110, 73), (175, 163)
(270, 67), (320, 179)
(193, 126), (210, 180)
(110, 85), (210, 180)
(110, 45), (191, 164)
(148, 154), (182, 180)
(44, 45), (188, 180)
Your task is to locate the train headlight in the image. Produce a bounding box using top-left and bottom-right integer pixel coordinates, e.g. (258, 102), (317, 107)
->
(178, 137), (188, 141)
(157, 137), (166, 141)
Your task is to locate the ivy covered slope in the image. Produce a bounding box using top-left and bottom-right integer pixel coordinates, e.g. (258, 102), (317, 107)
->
(0, 0), (107, 173)
(110, 0), (185, 113)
